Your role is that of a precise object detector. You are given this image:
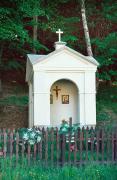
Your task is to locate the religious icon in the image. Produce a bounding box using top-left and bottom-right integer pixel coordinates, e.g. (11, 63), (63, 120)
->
(50, 94), (53, 104)
(62, 95), (69, 104)
(53, 86), (61, 99)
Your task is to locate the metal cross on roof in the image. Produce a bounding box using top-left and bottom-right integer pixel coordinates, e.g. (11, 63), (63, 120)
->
(56, 29), (63, 42)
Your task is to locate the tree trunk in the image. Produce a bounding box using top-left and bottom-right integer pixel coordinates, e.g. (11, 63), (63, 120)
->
(33, 16), (38, 54)
(81, 0), (93, 56)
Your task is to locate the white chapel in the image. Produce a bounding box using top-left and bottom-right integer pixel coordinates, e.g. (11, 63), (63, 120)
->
(26, 29), (99, 128)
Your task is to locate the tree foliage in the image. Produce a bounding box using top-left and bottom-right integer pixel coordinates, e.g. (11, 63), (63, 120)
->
(0, 0), (117, 83)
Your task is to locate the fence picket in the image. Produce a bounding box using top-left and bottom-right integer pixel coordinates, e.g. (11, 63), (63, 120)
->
(16, 132), (19, 165)
(102, 129), (104, 162)
(0, 131), (1, 154)
(80, 129), (83, 164)
(90, 127), (94, 161)
(56, 128), (59, 166)
(115, 128), (117, 163)
(3, 132), (7, 158)
(74, 131), (77, 165)
(68, 129), (71, 164)
(42, 127), (45, 162)
(39, 134), (42, 161)
(51, 128), (54, 166)
(22, 139), (25, 161)
(96, 130), (99, 162)
(45, 128), (48, 166)
(0, 123), (116, 166)
(28, 143), (31, 165)
(10, 132), (13, 159)
(112, 131), (114, 163)
(60, 133), (65, 166)
(107, 130), (110, 162)
(34, 143), (37, 161)
(86, 127), (88, 162)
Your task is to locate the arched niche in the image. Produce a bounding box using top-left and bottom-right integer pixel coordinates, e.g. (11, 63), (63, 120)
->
(50, 79), (79, 126)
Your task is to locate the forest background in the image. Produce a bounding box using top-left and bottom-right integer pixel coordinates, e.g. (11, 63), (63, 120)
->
(0, 0), (117, 128)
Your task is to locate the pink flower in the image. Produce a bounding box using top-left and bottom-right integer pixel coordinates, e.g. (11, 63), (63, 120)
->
(70, 144), (77, 152)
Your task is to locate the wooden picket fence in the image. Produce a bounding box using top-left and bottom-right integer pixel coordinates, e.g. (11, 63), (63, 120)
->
(0, 125), (117, 166)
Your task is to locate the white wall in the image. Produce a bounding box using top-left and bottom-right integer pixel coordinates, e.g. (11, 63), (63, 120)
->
(32, 71), (96, 126)
(50, 80), (78, 126)
(33, 72), (50, 126)
(31, 70), (96, 127)
(27, 47), (98, 127)
(84, 72), (96, 125)
(29, 49), (97, 127)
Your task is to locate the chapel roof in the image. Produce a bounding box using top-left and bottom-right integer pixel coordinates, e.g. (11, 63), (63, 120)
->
(27, 46), (99, 66)
(27, 54), (46, 65)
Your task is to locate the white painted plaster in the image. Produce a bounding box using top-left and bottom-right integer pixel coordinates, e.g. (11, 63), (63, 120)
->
(50, 80), (78, 126)
(26, 45), (98, 127)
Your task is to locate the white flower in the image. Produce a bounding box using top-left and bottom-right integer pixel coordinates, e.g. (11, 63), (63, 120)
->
(23, 133), (29, 140)
(37, 136), (41, 142)
(64, 124), (69, 128)
(61, 127), (67, 132)
(36, 130), (41, 134)
(30, 132), (36, 138)
(29, 140), (35, 145)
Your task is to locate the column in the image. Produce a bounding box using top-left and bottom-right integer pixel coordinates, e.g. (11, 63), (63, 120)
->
(33, 72), (50, 126)
(79, 92), (85, 126)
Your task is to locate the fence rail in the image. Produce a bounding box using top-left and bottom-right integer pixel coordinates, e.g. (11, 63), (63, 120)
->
(0, 126), (117, 166)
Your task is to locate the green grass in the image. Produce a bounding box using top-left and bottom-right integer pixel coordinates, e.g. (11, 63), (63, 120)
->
(0, 157), (117, 180)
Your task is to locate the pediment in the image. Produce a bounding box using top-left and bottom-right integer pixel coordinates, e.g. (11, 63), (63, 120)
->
(26, 46), (99, 81)
(33, 48), (98, 70)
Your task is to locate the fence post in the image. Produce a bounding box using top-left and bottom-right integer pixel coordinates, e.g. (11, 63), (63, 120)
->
(34, 143), (37, 162)
(45, 128), (48, 166)
(86, 126), (89, 162)
(22, 138), (25, 163)
(68, 119), (72, 165)
(68, 130), (71, 164)
(102, 128), (104, 163)
(116, 128), (117, 162)
(90, 127), (94, 161)
(3, 131), (7, 158)
(56, 127), (59, 166)
(69, 117), (72, 128)
(96, 129), (99, 163)
(74, 131), (77, 166)
(16, 132), (19, 165)
(107, 129), (110, 162)
(42, 127), (45, 165)
(51, 128), (54, 166)
(60, 133), (65, 166)
(113, 128), (117, 162)
(10, 131), (13, 160)
(39, 128), (43, 161)
(27, 143), (30, 165)
(112, 131), (114, 163)
(80, 128), (83, 165)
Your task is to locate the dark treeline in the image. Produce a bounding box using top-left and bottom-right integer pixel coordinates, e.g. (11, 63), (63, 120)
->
(0, 0), (117, 87)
